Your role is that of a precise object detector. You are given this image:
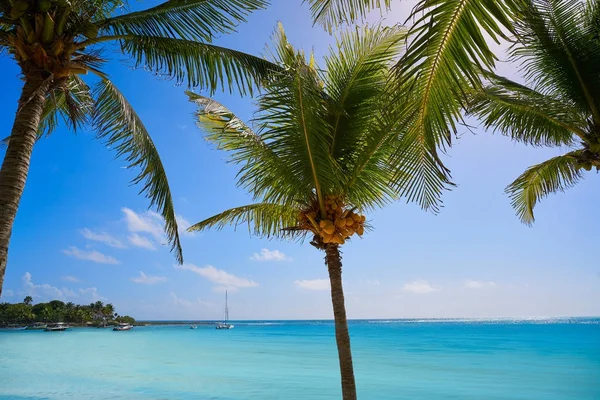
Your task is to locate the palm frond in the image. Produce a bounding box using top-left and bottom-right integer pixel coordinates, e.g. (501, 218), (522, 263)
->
(98, 0), (267, 42)
(27, 76), (93, 139)
(187, 91), (303, 205)
(188, 203), (300, 238)
(401, 0), (520, 145)
(256, 25), (343, 213)
(306, 0), (392, 32)
(512, 0), (600, 123)
(323, 24), (405, 159)
(120, 35), (279, 94)
(92, 79), (183, 263)
(468, 73), (585, 146)
(392, 0), (521, 211)
(506, 150), (584, 225)
(392, 128), (453, 213)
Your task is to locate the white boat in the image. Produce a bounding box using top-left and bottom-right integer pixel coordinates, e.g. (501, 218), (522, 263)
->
(5, 326), (27, 331)
(189, 325), (197, 329)
(216, 290), (234, 330)
(113, 323), (133, 331)
(45, 323), (69, 332)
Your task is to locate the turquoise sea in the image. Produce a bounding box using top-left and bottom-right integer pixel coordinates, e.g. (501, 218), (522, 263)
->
(1, 318), (599, 399)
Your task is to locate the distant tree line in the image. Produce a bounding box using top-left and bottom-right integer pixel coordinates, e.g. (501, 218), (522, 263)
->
(0, 297), (135, 326)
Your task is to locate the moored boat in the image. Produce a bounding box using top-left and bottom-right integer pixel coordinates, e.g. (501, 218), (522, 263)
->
(4, 325), (27, 330)
(45, 323), (69, 331)
(189, 325), (197, 329)
(113, 323), (133, 331)
(216, 290), (234, 330)
(26, 323), (47, 330)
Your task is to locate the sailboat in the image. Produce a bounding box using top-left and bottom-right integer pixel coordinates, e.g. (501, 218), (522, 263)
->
(216, 290), (234, 330)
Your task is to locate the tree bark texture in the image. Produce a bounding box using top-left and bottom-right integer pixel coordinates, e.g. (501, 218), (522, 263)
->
(0, 75), (48, 296)
(325, 243), (357, 400)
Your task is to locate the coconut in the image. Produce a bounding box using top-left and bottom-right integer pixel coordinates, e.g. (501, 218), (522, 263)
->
(323, 225), (335, 235)
(335, 218), (346, 228)
(357, 226), (364, 236)
(352, 213), (361, 222)
(360, 215), (366, 223)
(345, 218), (354, 227)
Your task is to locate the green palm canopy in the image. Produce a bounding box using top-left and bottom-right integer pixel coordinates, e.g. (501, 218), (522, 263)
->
(0, 0), (278, 295)
(468, 0), (600, 224)
(187, 24), (451, 400)
(306, 0), (524, 208)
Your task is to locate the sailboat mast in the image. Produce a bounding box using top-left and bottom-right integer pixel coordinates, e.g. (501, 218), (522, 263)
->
(224, 290), (229, 322)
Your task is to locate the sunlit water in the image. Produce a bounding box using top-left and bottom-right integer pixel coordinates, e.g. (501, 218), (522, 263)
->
(1, 318), (599, 399)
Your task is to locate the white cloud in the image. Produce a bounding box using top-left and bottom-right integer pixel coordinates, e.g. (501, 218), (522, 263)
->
(77, 287), (107, 302)
(62, 288), (77, 297)
(1, 289), (14, 298)
(80, 228), (125, 248)
(22, 272), (64, 299)
(122, 208), (165, 242)
(61, 275), (81, 283)
(170, 292), (212, 308)
(251, 248), (291, 262)
(176, 215), (195, 237)
(122, 207), (195, 242)
(464, 280), (497, 289)
(294, 279), (330, 291)
(402, 280), (440, 294)
(213, 285), (237, 293)
(62, 246), (120, 264)
(19, 272), (106, 302)
(128, 233), (156, 250)
(131, 271), (167, 285)
(175, 264), (258, 290)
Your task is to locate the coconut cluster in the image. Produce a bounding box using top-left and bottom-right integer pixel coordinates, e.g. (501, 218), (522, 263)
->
(298, 195), (366, 245)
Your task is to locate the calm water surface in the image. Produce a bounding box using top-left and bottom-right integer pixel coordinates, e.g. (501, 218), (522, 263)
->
(1, 318), (599, 399)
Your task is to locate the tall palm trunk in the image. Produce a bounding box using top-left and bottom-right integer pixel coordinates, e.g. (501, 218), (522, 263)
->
(0, 75), (49, 296)
(325, 243), (357, 400)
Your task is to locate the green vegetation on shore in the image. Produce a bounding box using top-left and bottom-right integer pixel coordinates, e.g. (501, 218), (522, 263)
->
(0, 297), (135, 326)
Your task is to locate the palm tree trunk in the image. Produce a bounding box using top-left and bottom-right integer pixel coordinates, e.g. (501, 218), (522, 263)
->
(325, 243), (357, 400)
(0, 75), (49, 296)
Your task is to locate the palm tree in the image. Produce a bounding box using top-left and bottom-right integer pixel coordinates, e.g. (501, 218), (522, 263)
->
(306, 0), (526, 209)
(0, 0), (277, 296)
(23, 295), (32, 305)
(468, 0), (600, 223)
(102, 303), (115, 319)
(187, 25), (450, 400)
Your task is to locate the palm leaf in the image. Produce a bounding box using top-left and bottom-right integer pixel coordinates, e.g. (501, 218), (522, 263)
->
(512, 0), (600, 123)
(186, 91), (303, 205)
(387, 0), (522, 211)
(98, 0), (267, 42)
(323, 25), (405, 159)
(3, 77), (94, 147)
(92, 79), (183, 263)
(120, 35), (279, 94)
(306, 0), (392, 32)
(256, 25), (343, 214)
(468, 73), (585, 146)
(320, 25), (406, 209)
(506, 150), (584, 224)
(188, 203), (300, 238)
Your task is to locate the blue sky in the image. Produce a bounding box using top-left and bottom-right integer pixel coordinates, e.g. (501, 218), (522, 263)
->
(0, 1), (598, 320)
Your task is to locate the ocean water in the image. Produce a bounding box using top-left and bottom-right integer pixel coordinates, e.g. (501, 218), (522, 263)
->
(1, 318), (599, 399)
